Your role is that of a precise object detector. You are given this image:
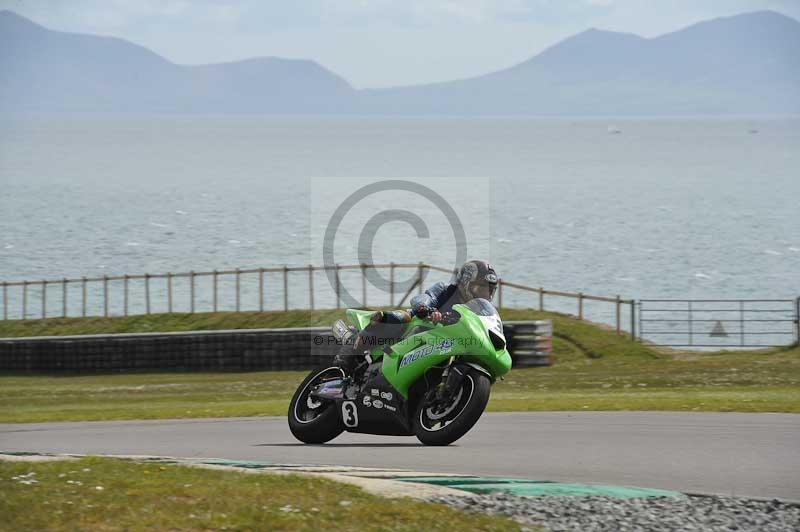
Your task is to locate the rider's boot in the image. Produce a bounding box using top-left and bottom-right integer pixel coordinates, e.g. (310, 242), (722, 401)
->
(333, 328), (362, 372)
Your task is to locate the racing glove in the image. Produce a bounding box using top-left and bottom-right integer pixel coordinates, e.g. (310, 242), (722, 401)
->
(413, 305), (442, 323)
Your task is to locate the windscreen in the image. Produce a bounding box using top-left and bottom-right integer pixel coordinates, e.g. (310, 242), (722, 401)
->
(463, 298), (499, 317)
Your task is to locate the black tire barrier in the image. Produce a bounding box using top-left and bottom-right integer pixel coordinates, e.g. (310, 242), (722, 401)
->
(0, 321), (550, 374)
(0, 328), (336, 374)
(505, 320), (553, 367)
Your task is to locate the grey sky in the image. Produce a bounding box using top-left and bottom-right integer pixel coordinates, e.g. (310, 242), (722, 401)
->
(4, 0), (800, 88)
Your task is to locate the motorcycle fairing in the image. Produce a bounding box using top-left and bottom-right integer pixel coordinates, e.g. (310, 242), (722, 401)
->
(335, 362), (413, 436)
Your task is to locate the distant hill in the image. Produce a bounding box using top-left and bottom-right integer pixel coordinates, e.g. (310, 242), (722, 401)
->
(0, 10), (355, 114)
(1, 9), (798, 115)
(359, 11), (800, 115)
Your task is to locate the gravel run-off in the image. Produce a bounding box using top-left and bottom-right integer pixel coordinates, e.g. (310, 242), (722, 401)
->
(432, 492), (800, 532)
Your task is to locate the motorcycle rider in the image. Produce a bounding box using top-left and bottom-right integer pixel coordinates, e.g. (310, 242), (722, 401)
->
(410, 259), (499, 321)
(333, 260), (499, 371)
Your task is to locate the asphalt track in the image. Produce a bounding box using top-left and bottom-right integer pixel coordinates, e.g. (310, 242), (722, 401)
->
(2, 412), (798, 500)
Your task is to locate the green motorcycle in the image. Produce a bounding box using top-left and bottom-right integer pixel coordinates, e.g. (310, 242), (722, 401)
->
(288, 298), (512, 446)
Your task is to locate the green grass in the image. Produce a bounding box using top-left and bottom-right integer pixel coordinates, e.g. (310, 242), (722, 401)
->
(0, 310), (347, 337)
(495, 309), (800, 413)
(0, 457), (521, 531)
(0, 309), (798, 422)
(0, 371), (305, 423)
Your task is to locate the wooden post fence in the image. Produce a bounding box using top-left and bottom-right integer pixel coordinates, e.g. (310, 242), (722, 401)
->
(22, 281), (27, 320)
(258, 268), (264, 312)
(361, 263), (367, 308)
(189, 271), (195, 313)
(0, 264), (636, 334)
(235, 268), (241, 312)
(103, 275), (109, 317)
(389, 262), (395, 306)
(145, 274), (151, 314)
(283, 266), (289, 311)
(123, 275), (129, 316)
(167, 272), (173, 313)
(213, 270), (218, 312)
(308, 265), (314, 310)
(334, 264), (341, 309)
(497, 279), (503, 309)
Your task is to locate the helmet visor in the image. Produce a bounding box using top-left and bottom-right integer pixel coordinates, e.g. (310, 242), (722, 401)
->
(471, 283), (497, 301)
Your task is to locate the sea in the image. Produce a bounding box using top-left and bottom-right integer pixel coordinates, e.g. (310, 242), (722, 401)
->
(1, 115), (798, 338)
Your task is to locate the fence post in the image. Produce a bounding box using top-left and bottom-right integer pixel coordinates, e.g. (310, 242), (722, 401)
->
(189, 271), (195, 313)
(62, 278), (67, 318)
(795, 296), (800, 345)
(631, 301), (637, 341)
(615, 295), (621, 334)
(335, 264), (341, 309)
(687, 301), (693, 346)
(167, 272), (173, 313)
(103, 275), (109, 318)
(497, 279), (503, 309)
(258, 268), (265, 312)
(2, 282), (7, 320)
(308, 265), (314, 310)
(361, 263), (367, 308)
(212, 270), (218, 312)
(123, 275), (129, 316)
(145, 274), (151, 315)
(41, 280), (47, 319)
(81, 277), (87, 317)
(739, 300), (745, 347)
(578, 292), (584, 320)
(22, 281), (28, 319)
(235, 268), (241, 312)
(283, 266), (288, 311)
(539, 287), (544, 311)
(389, 262), (395, 306)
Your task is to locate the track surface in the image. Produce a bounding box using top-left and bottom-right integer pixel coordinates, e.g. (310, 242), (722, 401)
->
(2, 412), (798, 500)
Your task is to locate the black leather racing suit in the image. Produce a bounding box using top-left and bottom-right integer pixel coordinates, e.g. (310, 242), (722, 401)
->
(409, 281), (464, 315)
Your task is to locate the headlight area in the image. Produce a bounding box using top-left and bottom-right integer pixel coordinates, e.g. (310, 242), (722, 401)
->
(488, 329), (506, 350)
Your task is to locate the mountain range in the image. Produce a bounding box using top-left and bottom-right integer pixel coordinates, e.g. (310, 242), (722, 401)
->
(1, 9), (798, 115)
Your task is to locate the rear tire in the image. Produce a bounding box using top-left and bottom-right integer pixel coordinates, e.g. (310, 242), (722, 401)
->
(412, 371), (491, 446)
(287, 367), (345, 444)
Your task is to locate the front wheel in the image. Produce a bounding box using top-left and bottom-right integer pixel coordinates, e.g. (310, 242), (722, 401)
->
(288, 366), (345, 444)
(412, 371), (491, 446)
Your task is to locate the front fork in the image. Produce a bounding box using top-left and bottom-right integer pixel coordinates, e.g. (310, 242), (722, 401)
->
(434, 356), (466, 400)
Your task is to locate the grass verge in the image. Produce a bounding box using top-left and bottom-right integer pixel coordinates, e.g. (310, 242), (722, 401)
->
(0, 456), (521, 531)
(0, 309), (797, 422)
(0, 310), (346, 337)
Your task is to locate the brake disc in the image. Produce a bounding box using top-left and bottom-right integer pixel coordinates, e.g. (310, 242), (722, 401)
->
(426, 386), (464, 420)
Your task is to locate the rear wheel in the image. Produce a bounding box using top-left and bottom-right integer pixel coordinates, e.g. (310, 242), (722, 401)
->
(412, 370), (491, 446)
(287, 367), (345, 444)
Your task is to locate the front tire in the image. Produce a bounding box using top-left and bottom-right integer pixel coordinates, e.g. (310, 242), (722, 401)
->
(288, 366), (345, 444)
(413, 371), (491, 446)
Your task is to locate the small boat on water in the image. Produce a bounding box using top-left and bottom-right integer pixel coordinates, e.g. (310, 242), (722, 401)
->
(607, 125), (622, 134)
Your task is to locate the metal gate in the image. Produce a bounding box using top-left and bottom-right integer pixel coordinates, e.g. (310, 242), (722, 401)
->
(638, 298), (800, 348)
